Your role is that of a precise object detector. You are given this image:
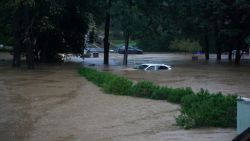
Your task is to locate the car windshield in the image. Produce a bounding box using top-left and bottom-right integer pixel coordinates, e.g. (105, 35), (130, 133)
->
(135, 65), (148, 70)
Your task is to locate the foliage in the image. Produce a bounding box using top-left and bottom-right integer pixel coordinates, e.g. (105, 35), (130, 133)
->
(137, 33), (173, 52)
(109, 0), (249, 63)
(129, 81), (158, 98)
(88, 29), (95, 44)
(169, 39), (202, 53)
(176, 89), (237, 128)
(167, 87), (194, 103)
(79, 67), (112, 87)
(176, 114), (195, 129)
(8, 0), (90, 66)
(79, 67), (237, 129)
(110, 39), (137, 47)
(150, 86), (171, 100)
(0, 0), (12, 45)
(2, 0), (249, 65)
(111, 0), (140, 37)
(150, 86), (194, 103)
(79, 67), (133, 95)
(103, 77), (133, 95)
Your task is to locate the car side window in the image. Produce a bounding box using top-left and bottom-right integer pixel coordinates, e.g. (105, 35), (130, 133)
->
(137, 65), (148, 70)
(158, 66), (168, 70)
(147, 66), (155, 70)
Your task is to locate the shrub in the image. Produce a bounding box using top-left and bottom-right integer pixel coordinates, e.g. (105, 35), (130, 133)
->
(167, 87), (194, 103)
(103, 76), (133, 95)
(92, 72), (113, 87)
(80, 67), (132, 95)
(176, 114), (195, 129)
(176, 89), (237, 128)
(79, 67), (112, 86)
(79, 68), (237, 129)
(150, 87), (170, 100)
(129, 81), (158, 98)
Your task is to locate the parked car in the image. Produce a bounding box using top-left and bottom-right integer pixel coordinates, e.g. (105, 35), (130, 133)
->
(118, 46), (143, 54)
(232, 50), (248, 54)
(109, 47), (118, 53)
(85, 47), (104, 53)
(134, 64), (171, 71)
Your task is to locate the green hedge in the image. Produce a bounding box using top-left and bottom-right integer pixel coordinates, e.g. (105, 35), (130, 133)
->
(79, 67), (133, 95)
(103, 77), (133, 95)
(129, 81), (158, 98)
(176, 89), (237, 129)
(79, 67), (237, 129)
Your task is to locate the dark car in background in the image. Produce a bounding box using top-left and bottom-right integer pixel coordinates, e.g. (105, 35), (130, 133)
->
(118, 46), (143, 54)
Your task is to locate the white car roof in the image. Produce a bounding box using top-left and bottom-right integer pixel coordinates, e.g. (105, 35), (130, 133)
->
(141, 64), (171, 67)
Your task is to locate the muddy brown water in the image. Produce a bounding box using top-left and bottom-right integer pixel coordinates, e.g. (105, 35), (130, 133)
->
(0, 52), (240, 141)
(111, 63), (250, 97)
(88, 53), (250, 97)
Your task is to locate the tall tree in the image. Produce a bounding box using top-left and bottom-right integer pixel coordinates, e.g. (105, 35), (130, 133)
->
(123, 0), (132, 66)
(10, 0), (90, 68)
(104, 0), (111, 65)
(12, 0), (32, 67)
(0, 0), (12, 45)
(223, 0), (250, 64)
(111, 0), (141, 65)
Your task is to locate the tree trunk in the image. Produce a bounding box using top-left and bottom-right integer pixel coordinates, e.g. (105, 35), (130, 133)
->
(12, 2), (23, 67)
(26, 38), (34, 69)
(122, 0), (132, 66)
(235, 49), (241, 64)
(216, 50), (222, 61)
(12, 33), (21, 67)
(23, 2), (34, 69)
(228, 49), (232, 61)
(123, 35), (129, 65)
(103, 0), (111, 65)
(40, 33), (48, 62)
(214, 20), (221, 61)
(204, 31), (209, 60)
(235, 36), (242, 65)
(228, 37), (235, 61)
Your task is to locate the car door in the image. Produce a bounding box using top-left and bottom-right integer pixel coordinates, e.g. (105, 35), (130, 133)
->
(157, 65), (169, 70)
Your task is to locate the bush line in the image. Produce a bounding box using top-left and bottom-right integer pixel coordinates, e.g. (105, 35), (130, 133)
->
(79, 67), (237, 129)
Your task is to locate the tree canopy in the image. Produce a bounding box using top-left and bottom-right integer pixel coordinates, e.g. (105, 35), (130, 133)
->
(0, 0), (249, 67)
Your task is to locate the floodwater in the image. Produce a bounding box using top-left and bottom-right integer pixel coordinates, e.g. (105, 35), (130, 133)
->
(84, 53), (250, 97)
(0, 52), (242, 141)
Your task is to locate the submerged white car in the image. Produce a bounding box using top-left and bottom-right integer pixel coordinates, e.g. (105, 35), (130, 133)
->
(134, 64), (172, 71)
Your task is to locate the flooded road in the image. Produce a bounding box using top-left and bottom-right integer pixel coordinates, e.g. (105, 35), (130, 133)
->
(83, 53), (250, 97)
(0, 63), (82, 141)
(0, 52), (241, 141)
